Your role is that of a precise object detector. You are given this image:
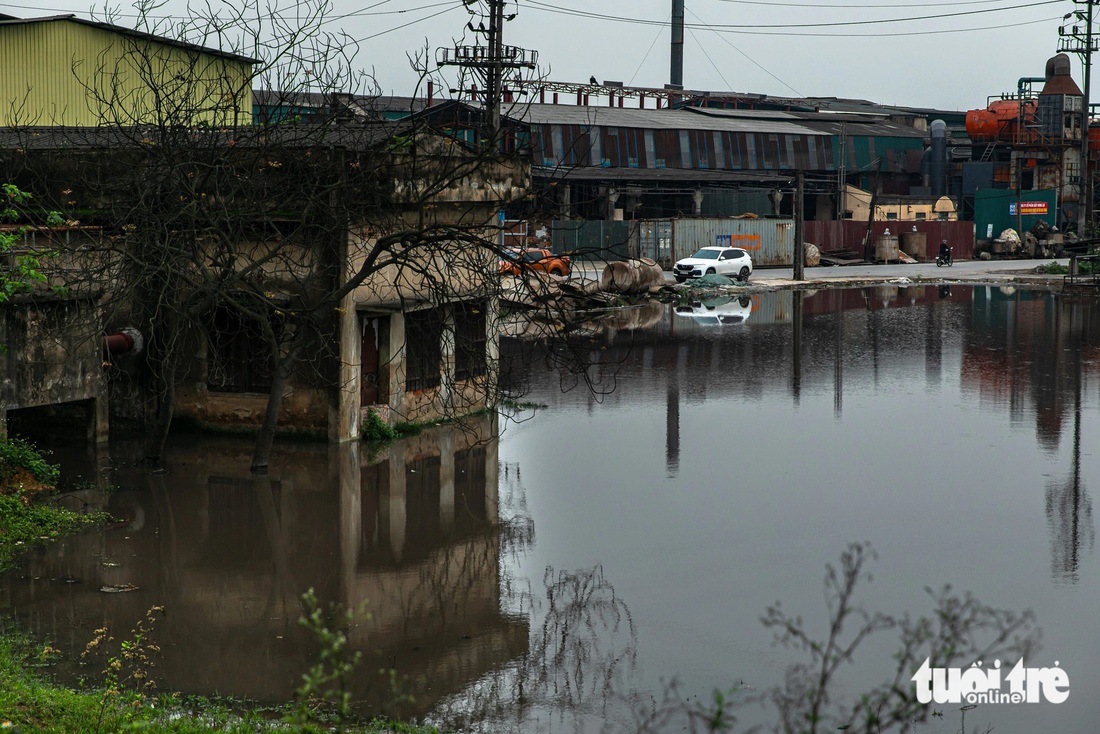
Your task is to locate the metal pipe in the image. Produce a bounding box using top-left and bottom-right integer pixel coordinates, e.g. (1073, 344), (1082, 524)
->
(930, 120), (947, 199)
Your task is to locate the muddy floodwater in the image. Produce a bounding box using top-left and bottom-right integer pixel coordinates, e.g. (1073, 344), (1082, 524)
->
(4, 284), (1100, 733)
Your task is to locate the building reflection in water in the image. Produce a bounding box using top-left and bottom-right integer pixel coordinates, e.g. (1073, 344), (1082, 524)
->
(507, 285), (1100, 587)
(0, 414), (530, 720)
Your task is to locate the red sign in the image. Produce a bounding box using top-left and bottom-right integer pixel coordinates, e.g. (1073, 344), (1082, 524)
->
(1019, 201), (1048, 215)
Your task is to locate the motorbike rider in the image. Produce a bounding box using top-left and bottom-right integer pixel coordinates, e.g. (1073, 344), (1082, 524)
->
(938, 239), (952, 264)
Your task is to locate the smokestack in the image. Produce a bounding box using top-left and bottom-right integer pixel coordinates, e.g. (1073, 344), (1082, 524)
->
(930, 119), (947, 199)
(670, 0), (684, 90)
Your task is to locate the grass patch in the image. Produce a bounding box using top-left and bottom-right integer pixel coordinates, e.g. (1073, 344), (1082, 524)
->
(0, 437), (104, 572)
(1037, 261), (1069, 275)
(0, 629), (436, 733)
(362, 409), (491, 445)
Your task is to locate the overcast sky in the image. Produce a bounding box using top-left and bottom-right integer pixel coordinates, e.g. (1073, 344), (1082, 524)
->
(2, 0), (1079, 111)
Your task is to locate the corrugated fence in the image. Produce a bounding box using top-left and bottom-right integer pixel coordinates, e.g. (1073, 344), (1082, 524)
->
(548, 218), (974, 266)
(551, 221), (633, 261)
(804, 221), (976, 261)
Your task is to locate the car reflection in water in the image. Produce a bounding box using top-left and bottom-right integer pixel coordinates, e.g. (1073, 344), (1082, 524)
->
(673, 295), (753, 326)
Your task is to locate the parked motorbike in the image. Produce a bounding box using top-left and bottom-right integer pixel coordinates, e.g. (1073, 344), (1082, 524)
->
(935, 247), (953, 267)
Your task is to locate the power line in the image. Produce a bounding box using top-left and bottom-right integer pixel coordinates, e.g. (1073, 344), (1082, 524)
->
(528, 0), (1060, 29)
(627, 12), (670, 87)
(711, 0), (1028, 7)
(687, 27), (735, 91)
(523, 1), (1059, 38)
(355, 4), (459, 41)
(734, 15), (1060, 37)
(685, 5), (802, 96)
(716, 0), (1062, 29)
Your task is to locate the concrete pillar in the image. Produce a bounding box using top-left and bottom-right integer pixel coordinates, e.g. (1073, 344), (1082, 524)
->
(440, 306), (457, 409)
(330, 298), (361, 442)
(485, 298), (500, 410)
(607, 188), (620, 219)
(387, 312), (406, 419)
(562, 184), (572, 218)
(692, 189), (704, 215)
(89, 396), (109, 445)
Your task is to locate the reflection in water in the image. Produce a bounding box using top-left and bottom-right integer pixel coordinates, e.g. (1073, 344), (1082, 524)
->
(1, 415), (530, 720)
(7, 284), (1100, 732)
(1045, 348), (1095, 584)
(665, 382), (680, 476)
(507, 284), (1099, 593)
(432, 565), (639, 733)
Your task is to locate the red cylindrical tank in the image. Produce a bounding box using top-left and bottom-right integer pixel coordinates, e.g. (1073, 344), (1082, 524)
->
(965, 99), (1037, 143)
(1089, 122), (1100, 152)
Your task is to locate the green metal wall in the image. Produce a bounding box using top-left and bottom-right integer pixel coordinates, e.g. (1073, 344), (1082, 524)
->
(972, 189), (1058, 240)
(831, 135), (924, 173)
(0, 20), (253, 126)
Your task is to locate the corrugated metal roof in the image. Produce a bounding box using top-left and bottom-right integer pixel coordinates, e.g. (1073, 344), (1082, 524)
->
(532, 166), (789, 184)
(0, 122), (405, 150)
(518, 103), (827, 136)
(683, 106), (926, 138)
(0, 14), (260, 63)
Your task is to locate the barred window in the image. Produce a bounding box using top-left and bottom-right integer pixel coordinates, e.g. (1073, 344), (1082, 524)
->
(207, 306), (277, 393)
(454, 301), (487, 381)
(405, 307), (443, 392)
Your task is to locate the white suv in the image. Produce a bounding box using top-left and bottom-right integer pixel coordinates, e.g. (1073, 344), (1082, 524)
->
(672, 246), (753, 283)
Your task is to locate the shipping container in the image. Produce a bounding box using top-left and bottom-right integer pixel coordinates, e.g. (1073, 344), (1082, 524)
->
(550, 220), (634, 261)
(670, 218), (794, 266)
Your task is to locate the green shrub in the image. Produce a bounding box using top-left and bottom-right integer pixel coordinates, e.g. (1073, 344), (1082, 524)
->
(361, 410), (397, 443)
(0, 437), (60, 486)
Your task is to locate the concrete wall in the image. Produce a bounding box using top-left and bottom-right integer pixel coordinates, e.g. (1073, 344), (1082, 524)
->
(0, 297), (107, 442)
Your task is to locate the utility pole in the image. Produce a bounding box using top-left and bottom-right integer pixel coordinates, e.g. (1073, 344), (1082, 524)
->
(1060, 0), (1098, 237)
(794, 170), (805, 281)
(438, 0), (537, 140)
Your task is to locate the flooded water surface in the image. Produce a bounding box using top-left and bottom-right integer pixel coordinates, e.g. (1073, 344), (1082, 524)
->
(4, 284), (1100, 733)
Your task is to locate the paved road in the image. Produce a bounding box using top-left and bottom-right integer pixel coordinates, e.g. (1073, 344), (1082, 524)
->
(754, 257), (1069, 284)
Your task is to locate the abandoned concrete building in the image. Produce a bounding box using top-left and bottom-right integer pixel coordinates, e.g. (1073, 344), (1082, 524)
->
(0, 14), (526, 444)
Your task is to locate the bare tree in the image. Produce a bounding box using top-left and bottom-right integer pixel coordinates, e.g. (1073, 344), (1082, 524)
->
(0, 0), (571, 469)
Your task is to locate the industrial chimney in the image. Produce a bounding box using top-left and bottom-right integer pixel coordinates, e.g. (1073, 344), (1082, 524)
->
(669, 0), (684, 90)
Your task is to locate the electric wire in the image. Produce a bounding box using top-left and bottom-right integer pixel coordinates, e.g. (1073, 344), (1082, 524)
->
(685, 5), (802, 96)
(354, 3), (459, 41)
(687, 26), (736, 92)
(712, 0), (1031, 7)
(626, 12), (670, 88)
(524, 0), (1059, 31)
(732, 15), (1059, 37)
